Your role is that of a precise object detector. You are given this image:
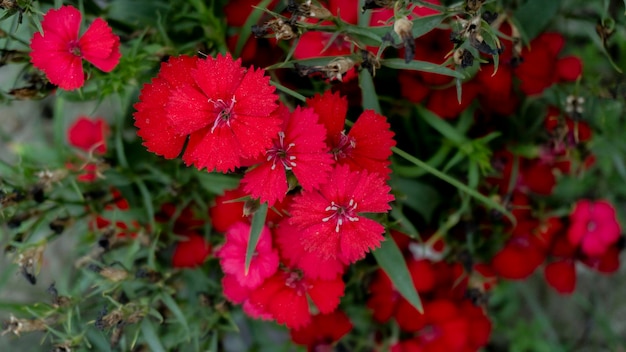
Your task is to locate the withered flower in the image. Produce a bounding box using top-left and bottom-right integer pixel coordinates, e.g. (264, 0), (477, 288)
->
(287, 0), (332, 20)
(99, 267), (129, 282)
(565, 95), (585, 117)
(360, 49), (381, 76)
(295, 57), (355, 81)
(15, 244), (45, 285)
(252, 18), (298, 41)
(1, 315), (47, 336)
(453, 48), (475, 68)
(394, 17), (415, 63)
(465, 0), (486, 13)
(362, 0), (394, 12)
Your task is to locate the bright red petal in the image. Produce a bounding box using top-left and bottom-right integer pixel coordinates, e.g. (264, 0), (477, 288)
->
(79, 18), (121, 72)
(306, 90), (348, 142)
(307, 276), (345, 313)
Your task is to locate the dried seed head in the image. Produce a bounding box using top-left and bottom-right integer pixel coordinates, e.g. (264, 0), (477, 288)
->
(362, 0), (394, 12)
(361, 50), (381, 76)
(15, 245), (46, 285)
(465, 0), (486, 12)
(253, 18), (298, 41)
(99, 267), (129, 282)
(393, 17), (413, 40)
(1, 315), (47, 336)
(288, 0), (332, 20)
(453, 49), (475, 68)
(325, 57), (355, 81)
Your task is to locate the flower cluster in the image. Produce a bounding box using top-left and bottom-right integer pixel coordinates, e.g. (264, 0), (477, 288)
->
(368, 232), (493, 351)
(135, 54), (396, 335)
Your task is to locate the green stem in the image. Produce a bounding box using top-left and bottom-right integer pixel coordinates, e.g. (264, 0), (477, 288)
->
(392, 146), (514, 223)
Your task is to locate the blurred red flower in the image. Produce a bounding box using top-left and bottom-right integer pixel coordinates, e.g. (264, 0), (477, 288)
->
(568, 199), (621, 257)
(30, 6), (120, 90)
(290, 311), (353, 352)
(172, 234), (212, 268)
(68, 116), (109, 154)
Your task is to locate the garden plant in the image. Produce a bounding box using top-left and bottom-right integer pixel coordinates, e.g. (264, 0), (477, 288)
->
(0, 0), (625, 351)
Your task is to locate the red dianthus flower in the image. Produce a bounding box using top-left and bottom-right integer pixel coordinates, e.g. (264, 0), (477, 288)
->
(30, 6), (121, 90)
(307, 91), (396, 177)
(172, 233), (212, 268)
(134, 54), (281, 173)
(290, 311), (353, 352)
(249, 269), (345, 329)
(67, 116), (109, 154)
(289, 164), (395, 263)
(242, 104), (333, 206)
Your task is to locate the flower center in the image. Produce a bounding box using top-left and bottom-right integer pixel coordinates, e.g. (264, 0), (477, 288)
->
(68, 40), (81, 57)
(331, 132), (356, 160)
(266, 131), (296, 170)
(284, 271), (309, 296)
(209, 96), (237, 133)
(321, 199), (359, 232)
(586, 220), (597, 232)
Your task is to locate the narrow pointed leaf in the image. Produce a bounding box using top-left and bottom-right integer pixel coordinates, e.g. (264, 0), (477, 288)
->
(381, 58), (465, 79)
(245, 202), (268, 273)
(373, 236), (423, 313)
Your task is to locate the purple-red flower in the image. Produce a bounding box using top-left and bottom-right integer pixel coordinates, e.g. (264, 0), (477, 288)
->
(567, 199), (621, 257)
(30, 6), (121, 90)
(216, 222), (279, 288)
(242, 104), (333, 206)
(134, 54), (281, 172)
(289, 164), (395, 263)
(306, 91), (396, 177)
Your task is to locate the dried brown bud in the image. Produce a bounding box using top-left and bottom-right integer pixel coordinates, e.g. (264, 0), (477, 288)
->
(288, 0), (332, 20)
(361, 50), (381, 76)
(2, 315), (47, 336)
(466, 0), (486, 12)
(362, 0), (394, 12)
(252, 18), (298, 41)
(394, 17), (415, 63)
(453, 49), (474, 68)
(15, 244), (46, 285)
(99, 267), (129, 282)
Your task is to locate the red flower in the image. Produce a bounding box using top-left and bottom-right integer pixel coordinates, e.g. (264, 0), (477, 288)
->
(290, 311), (353, 352)
(567, 200), (621, 257)
(491, 233), (546, 279)
(544, 260), (576, 294)
(275, 219), (345, 280)
(68, 116), (109, 154)
(249, 269), (345, 329)
(216, 222), (279, 289)
(514, 33), (582, 95)
(172, 233), (212, 268)
(134, 54), (281, 173)
(242, 104), (334, 206)
(307, 91), (396, 177)
(30, 6), (121, 90)
(289, 164), (395, 263)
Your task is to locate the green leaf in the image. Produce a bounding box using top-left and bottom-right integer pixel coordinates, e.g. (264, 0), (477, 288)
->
(196, 172), (240, 194)
(392, 147), (515, 224)
(359, 69), (381, 113)
(514, 0), (562, 41)
(160, 293), (190, 338)
(373, 236), (422, 313)
(416, 105), (467, 144)
(391, 177), (441, 222)
(140, 319), (167, 352)
(245, 202), (268, 273)
(270, 80), (307, 102)
(234, 0), (274, 57)
(381, 58), (466, 79)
